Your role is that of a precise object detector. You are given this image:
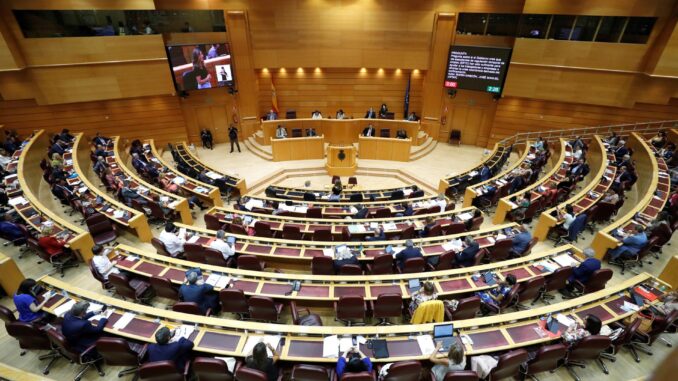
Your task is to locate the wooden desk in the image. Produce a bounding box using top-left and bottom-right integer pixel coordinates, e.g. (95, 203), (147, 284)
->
(358, 136), (411, 161)
(590, 133), (668, 259)
(261, 118), (420, 146)
(534, 136), (614, 241)
(265, 184), (423, 202)
(16, 130), (95, 261)
(175, 142), (247, 195)
(113, 137), (193, 225)
(144, 140), (223, 207)
(251, 193), (442, 208)
(0, 252), (24, 295)
(439, 143), (511, 194)
(463, 142), (531, 208)
(72, 134), (152, 242)
(0, 362), (56, 381)
(270, 135), (325, 161)
(37, 273), (666, 362)
(493, 139), (572, 224)
(659, 256), (678, 290)
(326, 145), (357, 176)
(113, 244), (577, 304)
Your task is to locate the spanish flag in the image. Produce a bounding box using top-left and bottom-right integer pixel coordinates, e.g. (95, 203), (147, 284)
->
(271, 81), (279, 113)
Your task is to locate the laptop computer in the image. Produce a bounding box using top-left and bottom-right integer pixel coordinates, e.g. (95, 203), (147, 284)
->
(408, 279), (421, 292)
(433, 323), (456, 351)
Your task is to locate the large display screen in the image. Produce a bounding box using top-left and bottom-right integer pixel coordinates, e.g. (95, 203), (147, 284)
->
(443, 45), (512, 94)
(166, 43), (233, 92)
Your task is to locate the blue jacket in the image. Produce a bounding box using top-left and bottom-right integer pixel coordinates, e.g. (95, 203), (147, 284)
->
(456, 241), (479, 267)
(336, 357), (373, 379)
(61, 312), (108, 353)
(479, 166), (491, 181)
(570, 258), (601, 284)
(395, 247), (423, 269)
(148, 337), (194, 371)
(620, 232), (648, 255)
(354, 208), (369, 219)
(179, 283), (216, 314)
(0, 221), (24, 240)
(511, 231), (532, 255)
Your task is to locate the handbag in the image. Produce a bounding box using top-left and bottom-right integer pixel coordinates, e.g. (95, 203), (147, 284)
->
(623, 310), (654, 334)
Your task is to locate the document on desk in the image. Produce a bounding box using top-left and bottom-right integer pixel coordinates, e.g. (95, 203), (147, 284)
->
(322, 335), (339, 358)
(53, 299), (76, 317)
(416, 335), (435, 354)
(339, 337), (353, 353)
(322, 248), (334, 257)
(555, 314), (576, 328)
(214, 357), (237, 373)
(8, 197), (27, 206)
(113, 210), (125, 219)
(348, 225), (367, 234)
(442, 239), (463, 252)
(552, 254), (579, 268)
(88, 309), (113, 321)
(187, 235), (200, 244)
(457, 212), (473, 221)
(170, 325), (195, 342)
(113, 312), (136, 330)
(86, 303), (104, 314)
(243, 335), (281, 356)
(206, 171), (222, 180)
(382, 222), (398, 231)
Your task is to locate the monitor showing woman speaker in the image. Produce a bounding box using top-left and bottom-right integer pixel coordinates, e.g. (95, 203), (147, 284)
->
(166, 42), (234, 92)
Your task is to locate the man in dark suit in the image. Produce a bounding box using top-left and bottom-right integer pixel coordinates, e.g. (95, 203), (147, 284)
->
(568, 248), (600, 284)
(567, 159), (588, 180)
(61, 301), (108, 353)
(395, 239), (423, 270)
(179, 271), (220, 315)
(148, 326), (194, 371)
(266, 109), (278, 120)
(510, 224), (532, 257)
(362, 124), (375, 137)
(353, 205), (369, 219)
(455, 236), (480, 267)
(479, 164), (491, 182)
(50, 140), (66, 156)
(365, 107), (376, 118)
(613, 140), (628, 161)
(92, 132), (111, 147)
(410, 185), (424, 198)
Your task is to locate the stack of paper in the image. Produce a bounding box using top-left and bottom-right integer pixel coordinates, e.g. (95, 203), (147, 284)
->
(86, 303), (104, 314)
(170, 325), (195, 342)
(53, 299), (76, 317)
(244, 199), (264, 211)
(205, 274), (231, 289)
(8, 197), (27, 206)
(294, 206), (308, 214)
(113, 312), (136, 330)
(555, 314), (576, 328)
(348, 225), (367, 234)
(187, 235), (200, 244)
(536, 260), (558, 273)
(195, 187), (208, 193)
(113, 210), (125, 219)
(339, 337), (353, 353)
(496, 233), (507, 240)
(457, 212), (473, 221)
(416, 335), (435, 354)
(322, 248), (335, 257)
(206, 171), (222, 180)
(382, 222), (397, 231)
(214, 357), (237, 373)
(486, 237), (496, 245)
(621, 301), (640, 312)
(552, 254), (579, 267)
(173, 177), (186, 185)
(88, 309), (114, 321)
(442, 239), (463, 252)
(322, 335), (339, 358)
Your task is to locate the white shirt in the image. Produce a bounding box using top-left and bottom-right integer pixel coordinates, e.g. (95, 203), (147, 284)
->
(574, 150), (583, 160)
(276, 128), (287, 139)
(209, 239), (235, 260)
(311, 113), (322, 119)
(562, 213), (576, 229)
(92, 254), (120, 280)
(159, 230), (186, 257)
(434, 198), (447, 212)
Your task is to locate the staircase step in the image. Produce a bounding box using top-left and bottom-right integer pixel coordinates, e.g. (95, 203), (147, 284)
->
(410, 137), (437, 160)
(244, 137), (273, 160)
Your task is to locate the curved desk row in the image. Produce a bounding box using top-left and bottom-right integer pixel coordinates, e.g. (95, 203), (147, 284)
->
(590, 132), (670, 259)
(493, 139), (573, 225)
(172, 222), (519, 270)
(438, 143), (512, 193)
(71, 134), (152, 242)
(0, 252), (25, 295)
(15, 130), (95, 260)
(143, 140), (223, 206)
(534, 137), (616, 241)
(261, 118), (420, 146)
(174, 142), (246, 195)
(38, 273), (667, 361)
(264, 184), (425, 202)
(112, 137), (193, 225)
(112, 244), (577, 303)
(205, 205), (479, 239)
(463, 141), (535, 209)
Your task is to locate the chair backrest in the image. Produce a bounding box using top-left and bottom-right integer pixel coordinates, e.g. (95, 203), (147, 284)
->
(400, 225), (415, 239)
(567, 335), (612, 362)
(615, 318), (641, 346)
(646, 310), (678, 344)
(338, 264), (363, 275)
(402, 257), (426, 274)
(374, 293), (403, 319)
(349, 193), (363, 202)
(292, 129), (303, 137)
(235, 365), (268, 381)
(427, 224), (442, 237)
(449, 296), (481, 320)
(488, 239), (512, 262)
(517, 275), (545, 304)
(444, 222), (466, 235)
(472, 248), (487, 266)
(204, 248), (231, 267)
(489, 349), (528, 380)
(341, 372), (375, 381)
(172, 301), (204, 316)
(498, 285), (520, 310)
(521, 237), (538, 256)
(254, 222), (273, 237)
(46, 328), (80, 363)
(150, 276), (179, 301)
(383, 361), (421, 381)
(544, 266), (573, 292)
(109, 272), (137, 299)
(595, 202), (617, 222)
(139, 360), (184, 381)
(86, 213), (115, 237)
(312, 229), (333, 241)
(523, 201), (541, 220)
(95, 337), (140, 366)
(312, 256), (335, 275)
(470, 216), (484, 231)
(89, 259), (108, 287)
(291, 364), (330, 381)
(193, 357), (233, 381)
(282, 225), (302, 240)
(248, 296), (279, 322)
(204, 214), (222, 230)
(151, 238), (170, 256)
(348, 177), (358, 185)
(582, 268), (613, 294)
(371, 254), (394, 274)
(237, 255), (264, 271)
(336, 295), (365, 320)
(380, 129), (390, 138)
(442, 371), (479, 381)
(219, 288), (249, 315)
(307, 208), (323, 218)
(184, 243), (206, 263)
(6, 322), (51, 351)
(230, 223), (248, 235)
(0, 305), (16, 324)
(435, 251), (455, 270)
(374, 208), (391, 218)
(526, 343), (567, 375)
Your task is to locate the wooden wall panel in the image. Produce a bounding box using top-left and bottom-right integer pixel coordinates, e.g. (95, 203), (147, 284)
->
(0, 71), (36, 100)
(0, 95), (187, 145)
(421, 13), (455, 122)
(8, 0), (155, 9)
(256, 68), (423, 120)
(522, 0), (675, 16)
(651, 22), (678, 77)
(440, 90), (498, 147)
(485, 97), (678, 146)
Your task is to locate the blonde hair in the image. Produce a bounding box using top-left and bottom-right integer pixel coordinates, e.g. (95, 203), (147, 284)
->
(447, 343), (464, 364)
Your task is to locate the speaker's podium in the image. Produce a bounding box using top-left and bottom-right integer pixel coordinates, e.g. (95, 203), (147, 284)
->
(326, 145), (357, 176)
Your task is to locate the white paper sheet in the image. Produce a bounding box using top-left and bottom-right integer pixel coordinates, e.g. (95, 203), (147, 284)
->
(552, 254), (579, 268)
(170, 325), (195, 342)
(112, 312), (136, 330)
(416, 335), (435, 354)
(323, 335), (339, 358)
(214, 357), (238, 373)
(53, 299), (76, 317)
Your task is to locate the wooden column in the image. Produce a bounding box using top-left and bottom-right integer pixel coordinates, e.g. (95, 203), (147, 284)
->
(659, 256), (678, 290)
(226, 11), (259, 123)
(421, 13), (455, 132)
(0, 252), (24, 295)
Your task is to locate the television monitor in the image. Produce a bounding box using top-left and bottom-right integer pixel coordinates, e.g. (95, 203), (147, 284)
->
(166, 43), (233, 92)
(443, 45), (512, 95)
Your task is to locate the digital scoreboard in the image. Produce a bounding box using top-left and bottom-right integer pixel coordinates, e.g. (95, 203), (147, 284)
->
(444, 45), (512, 94)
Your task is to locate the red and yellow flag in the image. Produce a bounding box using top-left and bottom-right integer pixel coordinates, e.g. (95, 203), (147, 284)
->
(271, 81), (279, 113)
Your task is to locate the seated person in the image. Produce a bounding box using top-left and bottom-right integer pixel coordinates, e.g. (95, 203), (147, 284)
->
(568, 159), (589, 180)
(209, 230), (236, 261)
(406, 112), (419, 121)
(556, 175), (576, 190)
(510, 224), (532, 257)
(650, 131), (667, 149)
(62, 301), (109, 353)
(179, 270), (220, 315)
(464, 209), (483, 231)
(616, 154), (632, 169)
(509, 194), (531, 222)
(364, 107), (376, 119)
(266, 109), (278, 121)
(477, 274), (517, 314)
(120, 180), (146, 205)
(571, 136), (585, 151)
(395, 129), (407, 139)
(50, 140), (66, 156)
(409, 185), (425, 198)
(479, 164), (491, 181)
(563, 248), (600, 294)
(434, 194), (447, 212)
(94, 144), (112, 158)
(336, 347), (372, 379)
(38, 225), (67, 256)
(408, 281), (438, 316)
(562, 315), (602, 345)
(336, 109), (346, 119)
(606, 132), (620, 147)
(365, 226), (385, 241)
(148, 326), (194, 371)
(311, 110), (322, 119)
(420, 216), (437, 238)
(429, 342), (466, 381)
(455, 236), (480, 267)
(378, 103), (388, 118)
(275, 125), (288, 139)
(612, 166), (635, 192)
(92, 132), (111, 147)
(353, 205), (369, 219)
(51, 179), (74, 205)
(333, 245), (360, 273)
(608, 225), (648, 262)
(245, 342), (279, 381)
(0, 213), (25, 242)
(306, 128), (318, 137)
(396, 202), (414, 217)
(613, 140), (628, 161)
(554, 204), (576, 236)
(601, 189), (620, 204)
(158, 222), (187, 258)
(50, 152), (63, 168)
(362, 124), (376, 137)
(91, 244), (121, 280)
(395, 239), (423, 270)
(13, 278), (51, 323)
(328, 188), (342, 202)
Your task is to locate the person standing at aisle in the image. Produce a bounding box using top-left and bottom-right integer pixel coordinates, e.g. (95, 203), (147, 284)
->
(229, 124), (241, 153)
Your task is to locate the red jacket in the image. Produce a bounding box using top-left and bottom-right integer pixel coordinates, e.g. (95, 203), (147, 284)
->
(38, 236), (64, 255)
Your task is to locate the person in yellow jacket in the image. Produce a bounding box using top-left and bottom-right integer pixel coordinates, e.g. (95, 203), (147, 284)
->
(409, 282), (438, 316)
